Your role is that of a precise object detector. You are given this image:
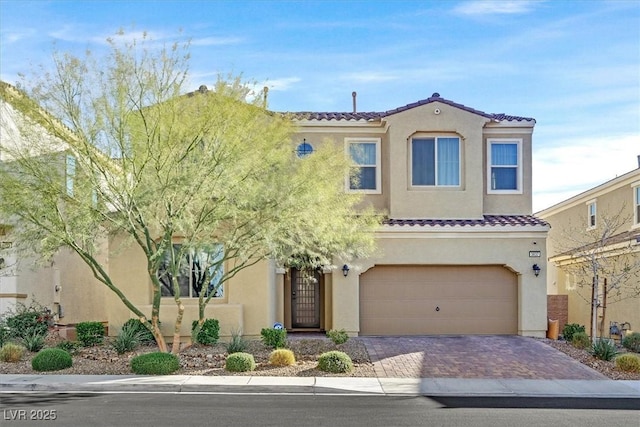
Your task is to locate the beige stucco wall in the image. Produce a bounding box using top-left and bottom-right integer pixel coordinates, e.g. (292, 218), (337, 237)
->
(332, 228), (549, 337)
(539, 168), (640, 335)
(106, 234), (280, 340)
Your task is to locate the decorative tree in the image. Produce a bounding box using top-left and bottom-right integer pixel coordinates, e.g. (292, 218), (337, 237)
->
(0, 32), (378, 353)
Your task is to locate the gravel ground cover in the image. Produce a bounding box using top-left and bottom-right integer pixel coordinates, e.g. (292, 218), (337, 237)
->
(1, 334), (638, 380)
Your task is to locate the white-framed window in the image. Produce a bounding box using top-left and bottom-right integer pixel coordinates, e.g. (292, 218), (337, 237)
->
(346, 138), (381, 193)
(65, 154), (76, 197)
(159, 244), (225, 298)
(634, 185), (640, 226)
(587, 200), (597, 229)
(487, 139), (522, 193)
(411, 136), (460, 187)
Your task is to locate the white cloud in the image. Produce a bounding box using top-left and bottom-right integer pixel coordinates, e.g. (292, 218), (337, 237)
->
(190, 36), (244, 47)
(454, 0), (542, 16)
(261, 77), (302, 92)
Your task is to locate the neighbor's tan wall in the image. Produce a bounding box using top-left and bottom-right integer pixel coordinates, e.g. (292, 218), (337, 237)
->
(106, 234), (277, 340)
(540, 170), (640, 332)
(342, 230), (549, 337)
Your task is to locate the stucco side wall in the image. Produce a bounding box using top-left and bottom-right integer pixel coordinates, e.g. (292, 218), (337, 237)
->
(384, 102), (488, 219)
(482, 130), (533, 215)
(344, 231), (549, 337)
(106, 234), (276, 340)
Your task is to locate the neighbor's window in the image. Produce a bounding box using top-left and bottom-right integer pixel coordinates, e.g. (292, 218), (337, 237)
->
(347, 138), (381, 193)
(634, 186), (640, 225)
(159, 244), (224, 298)
(411, 137), (460, 186)
(488, 139), (522, 193)
(66, 154), (76, 197)
(587, 201), (597, 229)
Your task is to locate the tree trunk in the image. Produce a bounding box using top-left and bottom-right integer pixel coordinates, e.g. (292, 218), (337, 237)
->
(599, 278), (608, 339)
(591, 275), (598, 343)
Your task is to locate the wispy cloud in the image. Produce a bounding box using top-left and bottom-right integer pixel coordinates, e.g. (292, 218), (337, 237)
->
(454, 0), (542, 16)
(261, 77), (302, 92)
(190, 36), (244, 47)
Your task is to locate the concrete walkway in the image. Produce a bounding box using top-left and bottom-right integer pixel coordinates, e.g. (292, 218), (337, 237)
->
(1, 374), (640, 399)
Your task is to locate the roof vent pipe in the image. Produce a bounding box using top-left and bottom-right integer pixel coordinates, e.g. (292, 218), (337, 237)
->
(352, 91), (357, 113)
(263, 86), (269, 108)
(637, 154), (640, 169)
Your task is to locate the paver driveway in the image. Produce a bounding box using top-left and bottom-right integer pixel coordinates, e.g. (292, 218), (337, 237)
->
(361, 335), (607, 379)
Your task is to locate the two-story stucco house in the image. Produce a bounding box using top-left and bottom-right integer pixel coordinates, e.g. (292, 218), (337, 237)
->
(2, 83), (550, 339)
(537, 164), (640, 337)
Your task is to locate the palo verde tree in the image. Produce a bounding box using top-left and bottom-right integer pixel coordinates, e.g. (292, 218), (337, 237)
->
(0, 32), (378, 353)
(552, 206), (640, 340)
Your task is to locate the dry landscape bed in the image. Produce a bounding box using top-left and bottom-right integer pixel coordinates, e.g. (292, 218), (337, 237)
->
(1, 335), (638, 380)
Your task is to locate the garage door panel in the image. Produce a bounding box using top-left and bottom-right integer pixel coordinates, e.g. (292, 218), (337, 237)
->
(359, 266), (517, 336)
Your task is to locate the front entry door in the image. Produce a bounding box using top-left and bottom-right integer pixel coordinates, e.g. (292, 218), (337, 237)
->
(291, 268), (321, 328)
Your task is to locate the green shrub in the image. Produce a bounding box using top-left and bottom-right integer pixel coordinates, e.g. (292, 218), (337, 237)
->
(269, 349), (296, 366)
(225, 352), (256, 372)
(562, 323), (585, 342)
(191, 319), (220, 345)
(130, 352), (180, 375)
(21, 330), (45, 352)
(591, 338), (618, 361)
(4, 302), (51, 338)
(75, 321), (105, 347)
(571, 332), (591, 350)
(615, 353), (640, 373)
(326, 329), (349, 345)
(0, 322), (10, 347)
(260, 327), (287, 348)
(111, 325), (146, 354)
(122, 319), (156, 344)
(0, 342), (26, 362)
(31, 348), (73, 372)
(56, 340), (82, 355)
(317, 351), (353, 373)
(226, 329), (248, 354)
(622, 332), (640, 353)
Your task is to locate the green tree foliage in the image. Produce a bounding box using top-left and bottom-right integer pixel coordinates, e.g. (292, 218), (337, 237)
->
(0, 31), (378, 353)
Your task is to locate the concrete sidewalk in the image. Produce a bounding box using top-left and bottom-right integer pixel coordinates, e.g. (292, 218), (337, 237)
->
(2, 374), (640, 399)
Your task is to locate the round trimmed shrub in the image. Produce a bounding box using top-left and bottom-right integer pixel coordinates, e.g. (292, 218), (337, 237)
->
(326, 329), (349, 345)
(31, 348), (73, 372)
(615, 353), (640, 373)
(571, 332), (591, 350)
(622, 332), (640, 353)
(615, 353), (640, 372)
(317, 351), (353, 373)
(562, 323), (585, 342)
(0, 342), (26, 362)
(225, 352), (256, 372)
(269, 349), (296, 366)
(191, 318), (220, 345)
(130, 352), (180, 375)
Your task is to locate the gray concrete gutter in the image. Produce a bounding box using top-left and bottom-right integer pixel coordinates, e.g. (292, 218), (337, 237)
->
(2, 375), (640, 399)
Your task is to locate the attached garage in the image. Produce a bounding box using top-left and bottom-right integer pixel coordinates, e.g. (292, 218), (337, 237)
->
(359, 265), (517, 335)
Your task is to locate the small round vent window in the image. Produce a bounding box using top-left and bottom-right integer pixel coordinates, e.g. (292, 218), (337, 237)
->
(296, 141), (314, 158)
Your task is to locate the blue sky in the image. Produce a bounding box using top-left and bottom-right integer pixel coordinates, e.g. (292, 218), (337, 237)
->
(1, 0), (638, 211)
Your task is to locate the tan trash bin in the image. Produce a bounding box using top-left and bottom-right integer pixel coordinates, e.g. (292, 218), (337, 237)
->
(547, 319), (559, 340)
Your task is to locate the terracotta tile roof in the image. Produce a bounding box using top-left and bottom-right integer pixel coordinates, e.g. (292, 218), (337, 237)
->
(286, 93), (535, 123)
(384, 215), (549, 228)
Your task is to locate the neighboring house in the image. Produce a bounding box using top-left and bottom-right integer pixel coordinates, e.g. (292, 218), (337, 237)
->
(2, 83), (550, 338)
(0, 81), (108, 322)
(537, 164), (640, 337)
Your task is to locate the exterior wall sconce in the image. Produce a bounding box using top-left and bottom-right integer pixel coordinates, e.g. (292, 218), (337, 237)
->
(342, 264), (350, 277)
(532, 264), (541, 277)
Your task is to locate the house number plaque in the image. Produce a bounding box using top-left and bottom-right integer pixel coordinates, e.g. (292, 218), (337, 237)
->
(529, 251), (541, 257)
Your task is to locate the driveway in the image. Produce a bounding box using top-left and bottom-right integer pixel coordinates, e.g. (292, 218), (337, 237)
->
(361, 335), (607, 379)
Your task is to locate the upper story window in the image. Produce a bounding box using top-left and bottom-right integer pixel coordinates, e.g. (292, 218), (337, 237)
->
(159, 244), (225, 299)
(65, 154), (76, 197)
(488, 139), (522, 193)
(346, 138), (381, 193)
(296, 140), (314, 158)
(634, 185), (640, 226)
(587, 200), (597, 229)
(411, 137), (460, 187)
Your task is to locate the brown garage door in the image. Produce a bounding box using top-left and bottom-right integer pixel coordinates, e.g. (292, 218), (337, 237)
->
(359, 265), (517, 335)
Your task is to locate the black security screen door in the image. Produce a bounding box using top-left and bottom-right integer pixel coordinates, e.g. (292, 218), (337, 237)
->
(291, 268), (321, 328)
